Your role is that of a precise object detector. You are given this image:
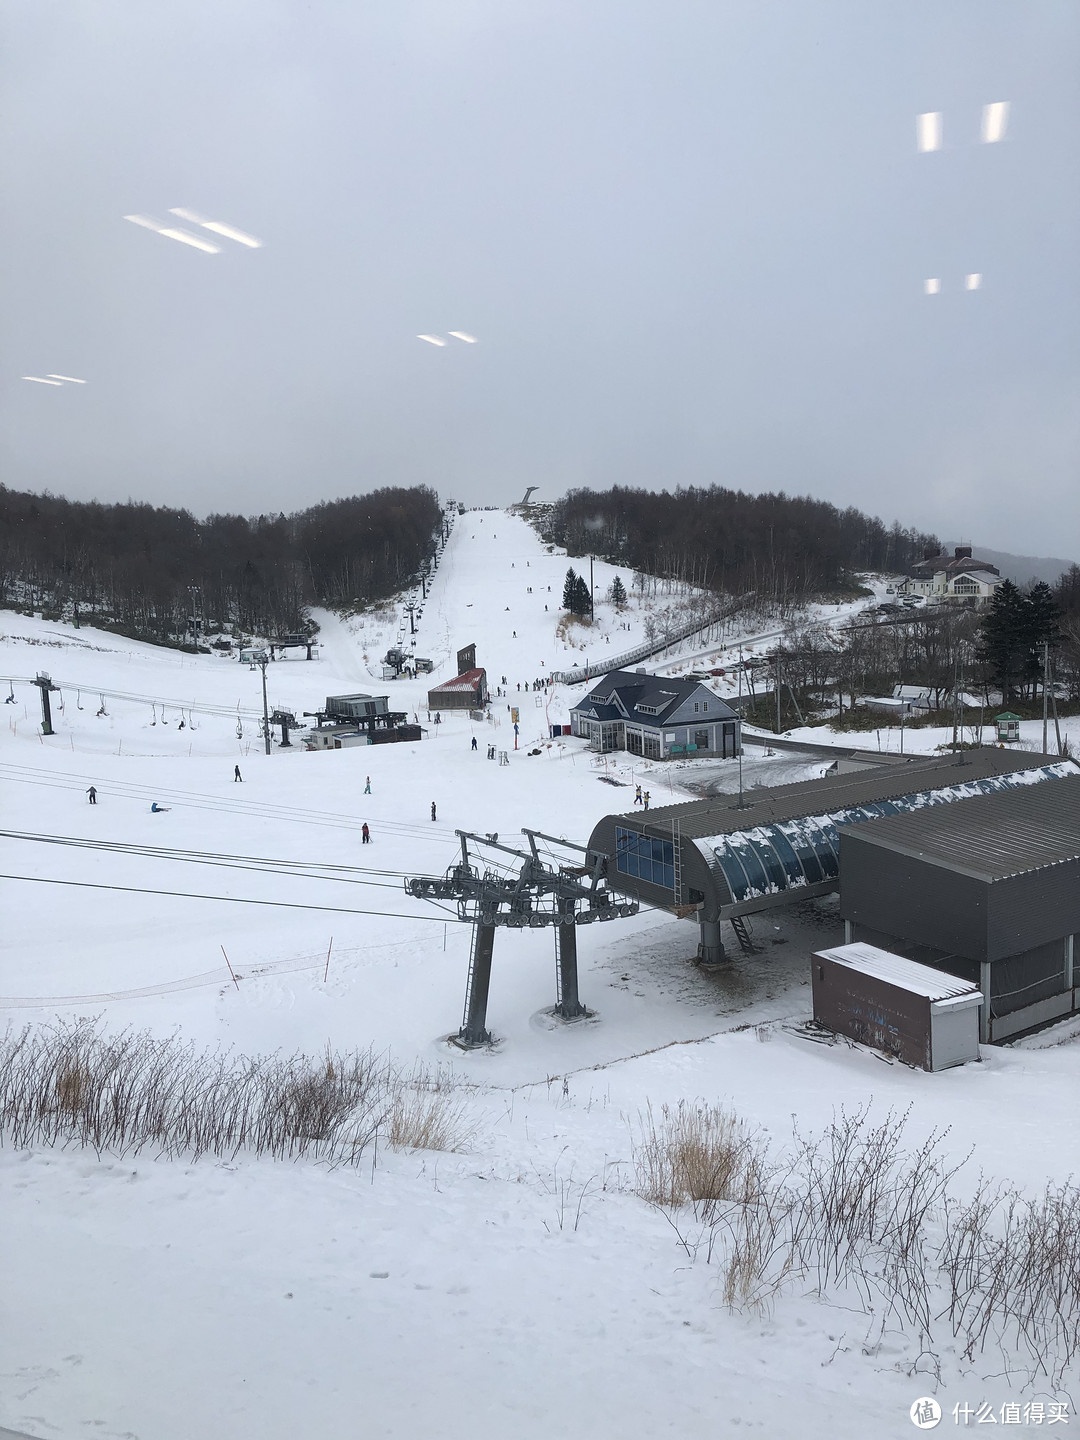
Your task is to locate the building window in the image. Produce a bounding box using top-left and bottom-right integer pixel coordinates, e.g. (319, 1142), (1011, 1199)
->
(615, 827), (676, 889)
(643, 733), (661, 759)
(693, 702), (699, 712)
(695, 730), (709, 750)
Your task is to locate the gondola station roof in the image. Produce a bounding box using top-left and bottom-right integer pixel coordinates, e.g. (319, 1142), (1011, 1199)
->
(587, 749), (1080, 922)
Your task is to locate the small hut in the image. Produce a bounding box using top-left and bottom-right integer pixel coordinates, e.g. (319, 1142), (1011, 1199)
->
(994, 711), (1022, 743)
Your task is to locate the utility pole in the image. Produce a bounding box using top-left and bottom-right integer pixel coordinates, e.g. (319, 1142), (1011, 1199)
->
(187, 584), (202, 646)
(1043, 641), (1050, 755)
(257, 655), (271, 755)
(736, 649), (748, 809)
(775, 642), (782, 734)
(589, 555), (595, 619)
(405, 602), (417, 635)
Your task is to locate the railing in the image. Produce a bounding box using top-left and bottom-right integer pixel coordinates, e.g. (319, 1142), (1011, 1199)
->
(550, 605), (736, 686)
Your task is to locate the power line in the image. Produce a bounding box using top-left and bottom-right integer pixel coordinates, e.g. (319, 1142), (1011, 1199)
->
(0, 829), (420, 886)
(0, 872), (463, 922)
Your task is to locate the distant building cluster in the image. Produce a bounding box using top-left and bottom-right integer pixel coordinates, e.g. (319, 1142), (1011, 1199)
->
(897, 545), (1004, 604)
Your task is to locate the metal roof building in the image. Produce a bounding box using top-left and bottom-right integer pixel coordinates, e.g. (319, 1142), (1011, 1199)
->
(586, 749), (1079, 965)
(427, 667), (488, 711)
(812, 942), (982, 1070)
(840, 776), (1080, 1041)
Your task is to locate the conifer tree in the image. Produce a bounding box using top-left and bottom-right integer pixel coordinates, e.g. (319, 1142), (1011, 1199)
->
(978, 580), (1030, 701)
(574, 574), (592, 616)
(562, 567), (579, 611)
(609, 575), (627, 607)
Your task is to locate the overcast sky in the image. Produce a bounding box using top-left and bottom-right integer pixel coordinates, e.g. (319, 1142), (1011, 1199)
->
(3, 1), (1078, 555)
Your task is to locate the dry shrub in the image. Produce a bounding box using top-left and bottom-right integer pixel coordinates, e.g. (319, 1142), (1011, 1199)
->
(0, 1019), (393, 1166)
(634, 1101), (765, 1209)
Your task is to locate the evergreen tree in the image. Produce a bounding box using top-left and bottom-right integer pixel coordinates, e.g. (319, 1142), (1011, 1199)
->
(574, 574), (592, 616)
(609, 574), (627, 607)
(1022, 581), (1062, 699)
(562, 567), (579, 611)
(978, 580), (1030, 700)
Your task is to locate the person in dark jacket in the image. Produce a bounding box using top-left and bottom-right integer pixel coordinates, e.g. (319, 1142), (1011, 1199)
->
(431, 801), (437, 822)
(471, 736), (478, 750)
(234, 765), (243, 782)
(362, 823), (370, 844)
(86, 786), (97, 805)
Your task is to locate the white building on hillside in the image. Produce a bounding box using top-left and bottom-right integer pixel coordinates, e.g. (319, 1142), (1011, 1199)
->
(897, 545), (1004, 603)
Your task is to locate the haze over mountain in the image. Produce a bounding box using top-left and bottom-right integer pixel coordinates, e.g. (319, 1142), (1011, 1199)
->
(942, 542), (1078, 586)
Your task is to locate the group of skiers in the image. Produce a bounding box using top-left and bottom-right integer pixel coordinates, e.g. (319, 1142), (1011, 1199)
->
(634, 785), (652, 810)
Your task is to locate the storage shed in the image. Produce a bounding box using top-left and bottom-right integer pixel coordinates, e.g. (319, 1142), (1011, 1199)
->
(812, 942), (982, 1071)
(839, 775), (1080, 1041)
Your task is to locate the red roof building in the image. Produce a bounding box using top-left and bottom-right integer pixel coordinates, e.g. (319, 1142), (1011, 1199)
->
(427, 668), (488, 710)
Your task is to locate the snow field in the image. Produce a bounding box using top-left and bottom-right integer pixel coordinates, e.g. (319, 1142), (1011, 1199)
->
(3, 513), (1080, 1438)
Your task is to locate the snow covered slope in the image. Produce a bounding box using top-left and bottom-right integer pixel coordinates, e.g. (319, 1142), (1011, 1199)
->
(3, 513), (1079, 1439)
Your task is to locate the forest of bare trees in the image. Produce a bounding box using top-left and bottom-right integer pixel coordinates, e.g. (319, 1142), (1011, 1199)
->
(0, 485), (444, 646)
(544, 485), (939, 606)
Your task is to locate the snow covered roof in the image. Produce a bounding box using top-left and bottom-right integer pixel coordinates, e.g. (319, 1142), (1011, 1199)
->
(815, 942), (981, 1003)
(842, 774), (1080, 881)
(428, 668), (486, 695)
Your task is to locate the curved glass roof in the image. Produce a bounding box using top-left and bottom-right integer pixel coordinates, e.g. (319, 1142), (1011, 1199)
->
(704, 766), (1068, 906)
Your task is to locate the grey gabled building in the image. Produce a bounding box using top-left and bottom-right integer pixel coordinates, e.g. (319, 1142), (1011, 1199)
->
(570, 668), (740, 760)
(839, 776), (1080, 1042)
(586, 749), (1078, 967)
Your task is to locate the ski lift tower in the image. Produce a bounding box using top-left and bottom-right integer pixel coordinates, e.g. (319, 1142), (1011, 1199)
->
(405, 829), (638, 1047)
(33, 672), (61, 736)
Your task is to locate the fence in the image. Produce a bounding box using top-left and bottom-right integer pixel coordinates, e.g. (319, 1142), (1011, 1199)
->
(550, 603), (739, 686)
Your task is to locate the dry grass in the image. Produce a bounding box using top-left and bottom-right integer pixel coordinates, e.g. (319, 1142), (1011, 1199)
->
(633, 1100), (765, 1209)
(0, 1020), (393, 1166)
(633, 1099), (1080, 1383)
(388, 1090), (477, 1153)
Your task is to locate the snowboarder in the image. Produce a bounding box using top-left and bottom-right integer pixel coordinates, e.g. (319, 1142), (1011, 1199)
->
(86, 785), (97, 805)
(234, 765), (242, 782)
(150, 802), (169, 813)
(471, 736), (478, 751)
(362, 823), (371, 844)
(364, 776), (371, 794)
(431, 801), (437, 822)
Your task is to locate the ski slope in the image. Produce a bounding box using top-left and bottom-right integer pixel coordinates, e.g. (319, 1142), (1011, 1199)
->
(3, 512), (1080, 1439)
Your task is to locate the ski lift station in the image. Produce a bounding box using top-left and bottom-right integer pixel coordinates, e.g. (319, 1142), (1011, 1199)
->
(588, 749), (1080, 1043)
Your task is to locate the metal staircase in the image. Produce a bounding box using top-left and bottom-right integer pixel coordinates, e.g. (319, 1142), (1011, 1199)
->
(730, 914), (762, 955)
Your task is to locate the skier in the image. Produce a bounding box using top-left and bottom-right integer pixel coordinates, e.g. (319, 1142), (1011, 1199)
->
(362, 823), (371, 844)
(364, 775), (371, 794)
(234, 765), (242, 782)
(643, 791), (651, 811)
(86, 785), (97, 805)
(150, 802), (169, 813)
(634, 785), (642, 806)
(431, 801), (437, 822)
(471, 736), (478, 751)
